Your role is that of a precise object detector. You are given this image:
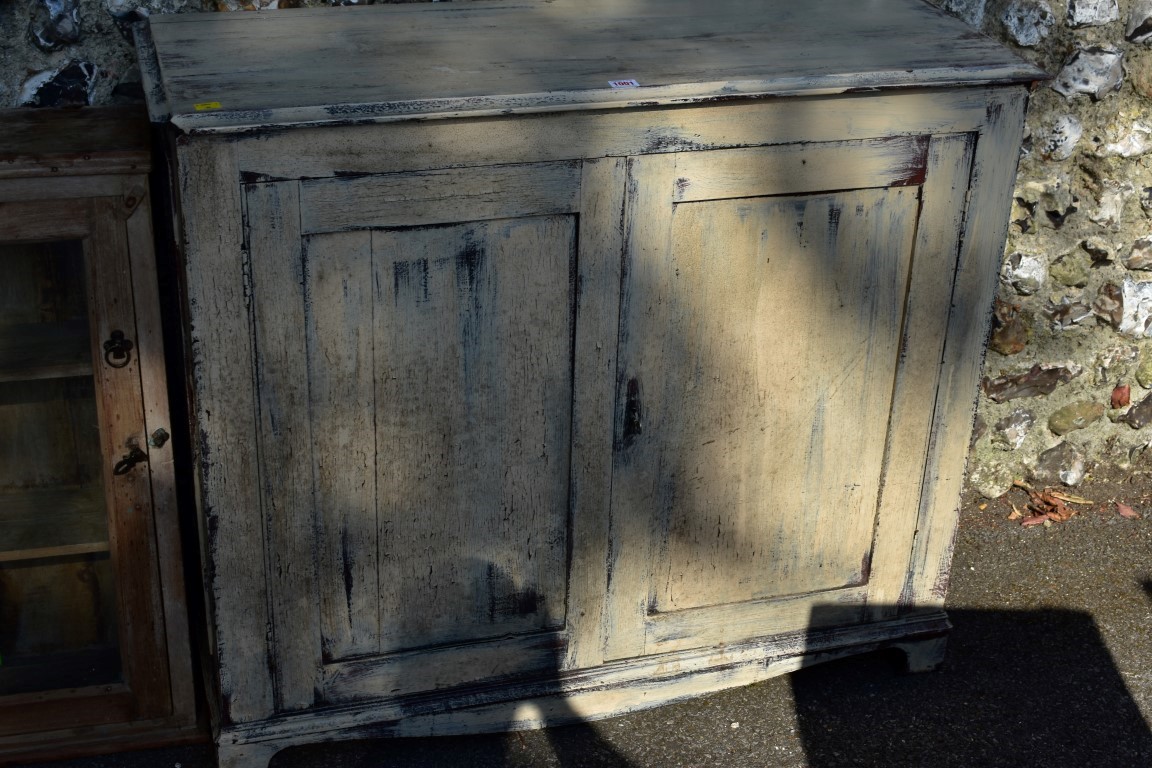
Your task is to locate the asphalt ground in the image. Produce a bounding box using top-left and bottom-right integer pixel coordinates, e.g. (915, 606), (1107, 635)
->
(18, 468), (1152, 768)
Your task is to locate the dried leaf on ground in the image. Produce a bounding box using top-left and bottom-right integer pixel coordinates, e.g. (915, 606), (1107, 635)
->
(1048, 491), (1094, 505)
(1116, 502), (1141, 519)
(1012, 481), (1080, 525)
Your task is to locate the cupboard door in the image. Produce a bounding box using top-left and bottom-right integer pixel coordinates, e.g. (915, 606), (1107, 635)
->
(606, 135), (975, 660)
(243, 160), (624, 710)
(0, 197), (172, 734)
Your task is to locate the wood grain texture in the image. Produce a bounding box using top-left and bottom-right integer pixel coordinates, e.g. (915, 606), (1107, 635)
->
(902, 89), (1030, 613)
(245, 181), (323, 713)
(371, 216), (574, 655)
(672, 136), (929, 202)
(604, 152), (676, 663)
(0, 199), (94, 242)
(865, 133), (975, 620)
(177, 138), (275, 723)
(0, 175), (139, 204)
(0, 107), (149, 178)
(609, 141), (922, 659)
(86, 196), (170, 717)
(216, 612), (951, 751)
(304, 231), (378, 663)
(124, 187), (197, 725)
(320, 632), (564, 705)
(231, 91), (1003, 182)
(141, 0), (1043, 132)
(563, 157), (627, 672)
(301, 162), (580, 234)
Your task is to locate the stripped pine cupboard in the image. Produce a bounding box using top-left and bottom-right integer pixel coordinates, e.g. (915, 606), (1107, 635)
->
(0, 109), (198, 761)
(137, 0), (1045, 764)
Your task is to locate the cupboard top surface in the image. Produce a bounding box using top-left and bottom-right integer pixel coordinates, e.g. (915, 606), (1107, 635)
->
(0, 107), (150, 178)
(140, 0), (1045, 134)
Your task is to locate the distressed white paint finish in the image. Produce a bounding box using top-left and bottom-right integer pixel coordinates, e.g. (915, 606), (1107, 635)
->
(371, 216), (575, 655)
(607, 140), (927, 660)
(140, 0), (1039, 132)
(152, 4), (1037, 764)
(227, 89), (1021, 182)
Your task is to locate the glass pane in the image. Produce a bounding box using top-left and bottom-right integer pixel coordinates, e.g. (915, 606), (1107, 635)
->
(0, 240), (121, 696)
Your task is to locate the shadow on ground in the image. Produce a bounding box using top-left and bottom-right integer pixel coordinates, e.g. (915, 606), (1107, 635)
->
(793, 608), (1152, 768)
(18, 607), (1152, 767)
(264, 607), (1152, 767)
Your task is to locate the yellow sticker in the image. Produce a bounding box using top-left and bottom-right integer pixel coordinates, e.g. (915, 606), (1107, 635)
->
(194, 101), (222, 111)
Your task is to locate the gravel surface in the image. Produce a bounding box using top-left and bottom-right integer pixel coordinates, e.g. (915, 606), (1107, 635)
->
(20, 472), (1152, 768)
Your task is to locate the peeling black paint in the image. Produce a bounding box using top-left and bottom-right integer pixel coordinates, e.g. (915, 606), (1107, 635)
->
(455, 236), (486, 295)
(341, 525), (355, 623)
(239, 170), (293, 185)
(826, 204), (842, 237)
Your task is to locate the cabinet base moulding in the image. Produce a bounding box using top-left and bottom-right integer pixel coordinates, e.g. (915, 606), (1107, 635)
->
(216, 613), (951, 767)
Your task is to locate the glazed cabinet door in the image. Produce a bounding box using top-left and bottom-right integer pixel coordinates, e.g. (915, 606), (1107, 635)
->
(604, 135), (976, 660)
(241, 159), (625, 711)
(0, 195), (174, 735)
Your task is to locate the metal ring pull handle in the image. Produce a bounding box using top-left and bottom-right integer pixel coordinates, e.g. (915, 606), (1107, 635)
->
(103, 330), (134, 369)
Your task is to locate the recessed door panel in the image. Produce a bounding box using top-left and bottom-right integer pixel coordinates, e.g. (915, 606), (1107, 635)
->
(606, 137), (967, 660)
(651, 188), (917, 613)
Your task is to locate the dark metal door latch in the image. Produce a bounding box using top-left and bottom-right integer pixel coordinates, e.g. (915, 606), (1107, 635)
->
(113, 446), (148, 475)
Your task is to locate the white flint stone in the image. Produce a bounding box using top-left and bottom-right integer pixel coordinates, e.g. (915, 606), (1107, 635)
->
(1060, 456), (1087, 486)
(1038, 115), (1082, 159)
(1002, 0), (1055, 46)
(1098, 122), (1152, 157)
(1127, 0), (1152, 42)
(1068, 0), (1119, 27)
(1119, 277), (1152, 337)
(938, 0), (986, 28)
(1090, 180), (1134, 230)
(993, 409), (1036, 450)
(1001, 252), (1048, 295)
(18, 71), (56, 106)
(1052, 47), (1124, 100)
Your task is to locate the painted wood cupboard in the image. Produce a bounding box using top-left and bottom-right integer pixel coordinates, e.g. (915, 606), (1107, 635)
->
(138, 1), (1044, 765)
(0, 108), (199, 761)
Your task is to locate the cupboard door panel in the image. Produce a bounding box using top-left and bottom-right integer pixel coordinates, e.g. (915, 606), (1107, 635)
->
(652, 188), (917, 612)
(248, 162), (614, 707)
(307, 230), (378, 665)
(372, 216), (576, 655)
(607, 137), (959, 660)
(0, 198), (174, 734)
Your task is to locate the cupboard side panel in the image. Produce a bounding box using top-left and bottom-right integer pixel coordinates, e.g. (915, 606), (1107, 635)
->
(303, 231), (380, 663)
(372, 217), (576, 655)
(245, 181), (323, 712)
(176, 139), (274, 722)
(865, 134), (975, 618)
(903, 89), (1030, 612)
